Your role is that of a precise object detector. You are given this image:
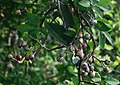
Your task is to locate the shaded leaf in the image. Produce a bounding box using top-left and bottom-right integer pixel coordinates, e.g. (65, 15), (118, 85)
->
(26, 13), (39, 28)
(18, 24), (34, 33)
(45, 23), (75, 45)
(39, 27), (48, 35)
(64, 30), (76, 37)
(95, 21), (111, 31)
(103, 32), (113, 46)
(99, 32), (106, 49)
(58, 0), (74, 29)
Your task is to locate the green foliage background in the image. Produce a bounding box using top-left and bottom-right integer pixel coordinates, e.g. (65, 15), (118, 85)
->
(0, 0), (120, 85)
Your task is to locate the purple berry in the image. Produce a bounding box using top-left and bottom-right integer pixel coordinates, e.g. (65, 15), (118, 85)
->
(90, 19), (97, 25)
(21, 41), (27, 47)
(16, 54), (22, 61)
(25, 55), (29, 60)
(29, 54), (35, 60)
(83, 43), (87, 48)
(103, 67), (110, 73)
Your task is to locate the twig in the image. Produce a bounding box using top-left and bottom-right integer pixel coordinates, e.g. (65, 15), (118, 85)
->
(84, 28), (96, 54)
(40, 5), (58, 27)
(77, 64), (82, 85)
(81, 80), (98, 85)
(28, 35), (65, 54)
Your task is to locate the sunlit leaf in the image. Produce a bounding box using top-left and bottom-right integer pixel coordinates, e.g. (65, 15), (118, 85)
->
(106, 77), (119, 85)
(97, 0), (112, 6)
(79, 0), (90, 7)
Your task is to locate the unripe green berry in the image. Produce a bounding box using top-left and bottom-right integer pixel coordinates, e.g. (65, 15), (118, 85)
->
(89, 71), (95, 77)
(84, 72), (88, 76)
(89, 65), (94, 71)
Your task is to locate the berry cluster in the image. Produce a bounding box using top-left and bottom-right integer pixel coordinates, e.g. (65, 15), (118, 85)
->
(15, 41), (35, 63)
(56, 23), (111, 80)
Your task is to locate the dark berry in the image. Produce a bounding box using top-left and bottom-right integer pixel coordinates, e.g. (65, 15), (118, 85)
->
(82, 62), (88, 69)
(24, 46), (30, 51)
(29, 54), (35, 60)
(103, 67), (110, 73)
(57, 56), (61, 62)
(80, 70), (85, 75)
(25, 55), (29, 60)
(65, 56), (70, 61)
(84, 34), (90, 40)
(82, 62), (90, 72)
(18, 43), (22, 48)
(16, 54), (22, 61)
(104, 59), (110, 65)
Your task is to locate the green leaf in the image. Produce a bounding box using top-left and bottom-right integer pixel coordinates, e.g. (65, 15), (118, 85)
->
(64, 29), (76, 37)
(97, 0), (112, 6)
(0, 83), (3, 85)
(45, 23), (74, 45)
(73, 77), (78, 85)
(39, 27), (48, 35)
(26, 13), (39, 28)
(95, 21), (111, 31)
(99, 32), (106, 49)
(103, 32), (113, 46)
(79, 0), (90, 7)
(58, 0), (74, 29)
(92, 77), (101, 82)
(106, 77), (119, 85)
(67, 66), (74, 74)
(18, 24), (34, 33)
